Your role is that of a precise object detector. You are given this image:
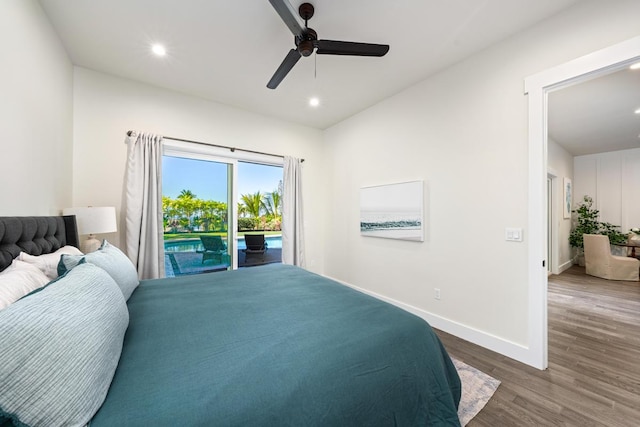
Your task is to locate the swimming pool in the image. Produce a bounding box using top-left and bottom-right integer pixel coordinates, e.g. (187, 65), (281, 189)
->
(164, 235), (282, 252)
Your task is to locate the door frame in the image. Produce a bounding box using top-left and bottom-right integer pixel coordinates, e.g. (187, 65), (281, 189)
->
(546, 172), (557, 276)
(525, 35), (640, 369)
(163, 138), (285, 271)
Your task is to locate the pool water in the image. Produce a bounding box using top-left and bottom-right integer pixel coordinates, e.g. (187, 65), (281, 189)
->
(164, 235), (282, 252)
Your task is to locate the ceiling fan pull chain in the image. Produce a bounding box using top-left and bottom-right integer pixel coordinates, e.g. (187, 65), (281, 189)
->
(314, 52), (317, 79)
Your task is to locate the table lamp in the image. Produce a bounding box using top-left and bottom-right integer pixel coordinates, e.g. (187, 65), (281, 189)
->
(63, 207), (117, 253)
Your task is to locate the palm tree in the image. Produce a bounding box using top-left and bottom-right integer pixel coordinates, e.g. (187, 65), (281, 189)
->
(178, 189), (196, 199)
(241, 191), (263, 220)
(203, 200), (227, 231)
(162, 196), (180, 232)
(263, 190), (281, 218)
(176, 189), (197, 231)
(237, 202), (248, 218)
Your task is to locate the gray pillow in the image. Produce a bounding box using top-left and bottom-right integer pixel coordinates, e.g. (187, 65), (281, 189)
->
(0, 263), (129, 427)
(59, 240), (139, 300)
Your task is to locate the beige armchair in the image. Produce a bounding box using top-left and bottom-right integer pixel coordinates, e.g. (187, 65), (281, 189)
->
(583, 234), (639, 281)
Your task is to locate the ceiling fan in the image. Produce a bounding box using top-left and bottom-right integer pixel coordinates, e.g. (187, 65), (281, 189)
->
(267, 0), (390, 89)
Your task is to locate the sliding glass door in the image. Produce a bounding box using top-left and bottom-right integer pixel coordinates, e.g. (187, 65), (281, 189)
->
(237, 161), (283, 268)
(162, 154), (235, 277)
(161, 141), (284, 277)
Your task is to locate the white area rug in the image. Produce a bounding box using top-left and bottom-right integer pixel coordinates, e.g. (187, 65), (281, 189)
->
(453, 358), (501, 426)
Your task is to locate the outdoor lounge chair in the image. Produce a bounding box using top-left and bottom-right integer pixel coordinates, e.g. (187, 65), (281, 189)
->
(243, 234), (267, 263)
(199, 235), (227, 265)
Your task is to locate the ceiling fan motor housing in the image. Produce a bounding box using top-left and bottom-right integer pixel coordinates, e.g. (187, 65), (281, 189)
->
(296, 28), (317, 56)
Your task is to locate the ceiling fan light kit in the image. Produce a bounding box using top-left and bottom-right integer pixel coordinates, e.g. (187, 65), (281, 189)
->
(267, 0), (390, 89)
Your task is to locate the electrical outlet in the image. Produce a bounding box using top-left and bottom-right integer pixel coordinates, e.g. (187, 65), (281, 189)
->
(434, 288), (441, 300)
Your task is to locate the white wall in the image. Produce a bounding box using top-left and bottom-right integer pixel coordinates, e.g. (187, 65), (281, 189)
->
(574, 148), (640, 233)
(72, 68), (325, 273)
(548, 138), (574, 272)
(0, 0), (73, 215)
(8, 0), (639, 367)
(322, 0), (640, 364)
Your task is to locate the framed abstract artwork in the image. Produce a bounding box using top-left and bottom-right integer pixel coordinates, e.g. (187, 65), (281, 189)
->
(360, 180), (424, 241)
(563, 177), (572, 219)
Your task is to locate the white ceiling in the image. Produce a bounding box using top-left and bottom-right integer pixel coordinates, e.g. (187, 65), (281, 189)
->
(39, 0), (583, 130)
(548, 65), (640, 156)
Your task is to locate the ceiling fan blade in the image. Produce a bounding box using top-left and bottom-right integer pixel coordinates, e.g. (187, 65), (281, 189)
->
(268, 0), (304, 38)
(267, 49), (302, 89)
(315, 40), (390, 57)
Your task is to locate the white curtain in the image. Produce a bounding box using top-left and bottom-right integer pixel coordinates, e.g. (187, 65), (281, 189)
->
(124, 132), (164, 279)
(282, 156), (305, 267)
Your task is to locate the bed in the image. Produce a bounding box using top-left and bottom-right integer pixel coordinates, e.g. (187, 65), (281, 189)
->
(0, 215), (461, 427)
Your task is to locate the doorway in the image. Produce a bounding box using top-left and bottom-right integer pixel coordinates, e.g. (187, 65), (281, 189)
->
(525, 35), (640, 369)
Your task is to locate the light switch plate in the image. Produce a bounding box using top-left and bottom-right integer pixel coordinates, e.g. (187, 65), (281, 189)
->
(505, 227), (523, 242)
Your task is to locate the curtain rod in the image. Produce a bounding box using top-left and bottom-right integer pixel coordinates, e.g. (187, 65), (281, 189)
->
(126, 131), (304, 162)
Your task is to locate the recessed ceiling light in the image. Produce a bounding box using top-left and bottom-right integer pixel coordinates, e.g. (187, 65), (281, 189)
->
(635, 108), (640, 115)
(630, 62), (640, 70)
(151, 44), (166, 57)
(309, 97), (320, 107)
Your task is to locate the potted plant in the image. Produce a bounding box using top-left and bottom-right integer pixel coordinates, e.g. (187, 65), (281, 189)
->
(601, 221), (629, 256)
(569, 195), (629, 264)
(568, 196), (600, 252)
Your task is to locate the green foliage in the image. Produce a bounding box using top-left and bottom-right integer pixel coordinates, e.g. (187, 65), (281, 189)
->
(163, 190), (228, 233)
(568, 196), (599, 249)
(178, 189), (196, 199)
(569, 195), (628, 248)
(237, 183), (283, 231)
(263, 190), (281, 218)
(237, 217), (256, 231)
(240, 192), (264, 219)
(164, 183), (285, 235)
(237, 202), (248, 218)
(600, 222), (628, 245)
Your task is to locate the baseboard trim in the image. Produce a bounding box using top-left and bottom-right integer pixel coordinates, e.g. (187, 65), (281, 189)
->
(558, 259), (573, 274)
(324, 274), (536, 368)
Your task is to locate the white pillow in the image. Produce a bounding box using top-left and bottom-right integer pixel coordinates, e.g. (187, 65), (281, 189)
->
(0, 263), (129, 426)
(0, 260), (50, 310)
(18, 246), (83, 280)
(59, 241), (139, 301)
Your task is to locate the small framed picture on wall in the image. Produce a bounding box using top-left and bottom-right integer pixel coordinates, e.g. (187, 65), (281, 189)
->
(563, 177), (572, 219)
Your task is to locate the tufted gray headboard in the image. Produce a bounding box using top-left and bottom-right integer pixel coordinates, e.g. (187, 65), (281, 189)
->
(0, 216), (79, 272)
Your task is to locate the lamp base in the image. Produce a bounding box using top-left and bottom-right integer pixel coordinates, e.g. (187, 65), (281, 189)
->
(82, 235), (102, 253)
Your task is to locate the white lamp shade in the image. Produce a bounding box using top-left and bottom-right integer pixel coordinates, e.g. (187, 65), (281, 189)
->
(63, 207), (117, 235)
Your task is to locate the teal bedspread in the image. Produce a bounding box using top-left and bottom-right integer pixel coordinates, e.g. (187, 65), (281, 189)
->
(90, 264), (461, 426)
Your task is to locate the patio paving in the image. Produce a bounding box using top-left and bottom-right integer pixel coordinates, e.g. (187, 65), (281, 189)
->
(164, 248), (281, 277)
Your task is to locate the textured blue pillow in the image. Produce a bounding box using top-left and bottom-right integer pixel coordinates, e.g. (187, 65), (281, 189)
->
(59, 240), (139, 300)
(0, 263), (129, 427)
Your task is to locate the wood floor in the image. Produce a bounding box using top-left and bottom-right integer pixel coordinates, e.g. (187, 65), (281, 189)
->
(435, 265), (640, 426)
